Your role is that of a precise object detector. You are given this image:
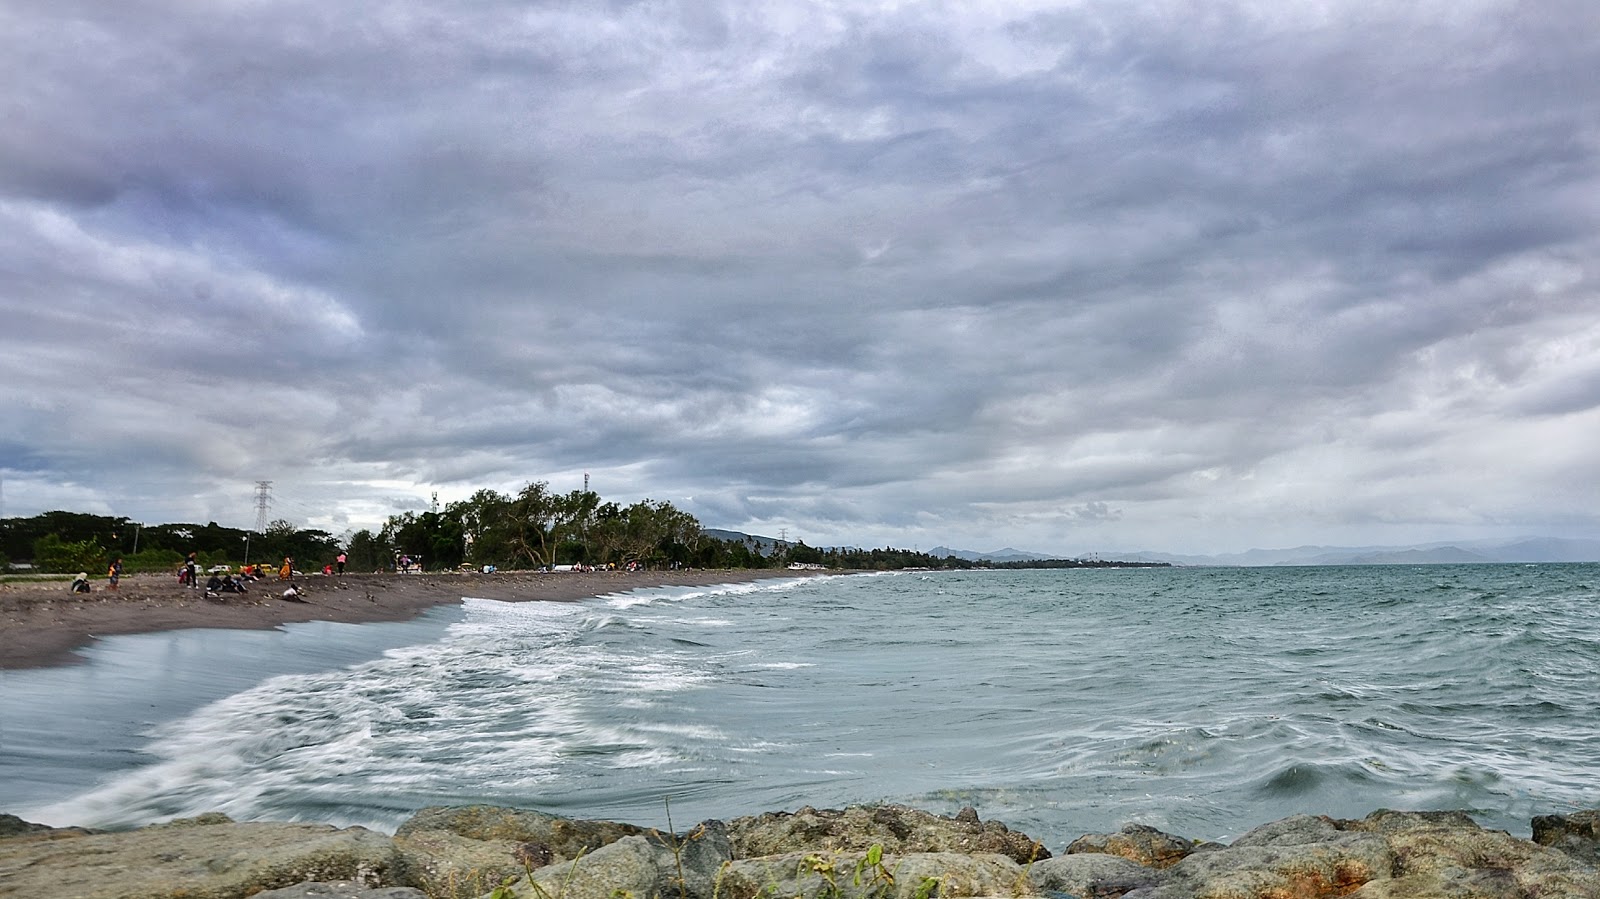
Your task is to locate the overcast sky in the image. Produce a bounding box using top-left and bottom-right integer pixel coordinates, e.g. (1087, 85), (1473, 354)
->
(2, 0), (1597, 556)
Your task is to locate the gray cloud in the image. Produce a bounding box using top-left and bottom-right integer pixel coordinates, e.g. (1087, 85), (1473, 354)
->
(2, 0), (1597, 554)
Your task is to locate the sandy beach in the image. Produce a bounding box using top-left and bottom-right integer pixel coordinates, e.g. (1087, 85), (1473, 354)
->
(0, 568), (818, 670)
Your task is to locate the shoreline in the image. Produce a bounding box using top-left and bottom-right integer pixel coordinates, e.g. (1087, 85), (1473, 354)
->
(0, 568), (829, 670)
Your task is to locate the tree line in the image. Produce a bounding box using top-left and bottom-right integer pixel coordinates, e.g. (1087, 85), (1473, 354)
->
(0, 484), (961, 576)
(1, 486), (1166, 577)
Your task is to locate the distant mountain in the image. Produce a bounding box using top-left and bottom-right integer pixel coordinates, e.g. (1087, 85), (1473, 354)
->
(1299, 546), (1492, 566)
(1134, 537), (1600, 566)
(705, 528), (1600, 568)
(702, 528), (788, 554)
(927, 546), (1052, 563)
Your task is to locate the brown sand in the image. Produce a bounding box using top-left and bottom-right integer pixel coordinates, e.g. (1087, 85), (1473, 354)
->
(0, 568), (822, 670)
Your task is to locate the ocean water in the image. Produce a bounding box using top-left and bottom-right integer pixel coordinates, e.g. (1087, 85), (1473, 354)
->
(2, 565), (1597, 848)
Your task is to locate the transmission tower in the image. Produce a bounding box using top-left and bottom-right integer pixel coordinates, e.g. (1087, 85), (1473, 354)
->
(254, 481), (273, 533)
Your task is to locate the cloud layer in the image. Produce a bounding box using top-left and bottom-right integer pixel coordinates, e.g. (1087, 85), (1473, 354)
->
(3, 0), (1598, 554)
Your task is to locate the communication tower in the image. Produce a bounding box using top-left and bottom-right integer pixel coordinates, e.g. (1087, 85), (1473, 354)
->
(253, 481), (273, 533)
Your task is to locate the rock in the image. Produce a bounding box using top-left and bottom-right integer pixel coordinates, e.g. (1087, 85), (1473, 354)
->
(715, 849), (1024, 899)
(1334, 808), (1600, 898)
(1029, 853), (1166, 897)
(0, 819), (401, 899)
(393, 805), (650, 899)
(726, 804), (1049, 865)
(253, 882), (428, 899)
(1122, 826), (1392, 898)
(483, 834), (662, 899)
(0, 813), (52, 839)
(1065, 824), (1196, 869)
(1532, 809), (1600, 865)
(396, 805), (647, 860)
(0, 811), (101, 842)
(1111, 808), (1600, 899)
(649, 818), (736, 899)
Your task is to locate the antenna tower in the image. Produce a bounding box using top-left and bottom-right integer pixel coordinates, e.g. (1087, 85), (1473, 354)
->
(584, 471), (589, 493)
(253, 481), (273, 533)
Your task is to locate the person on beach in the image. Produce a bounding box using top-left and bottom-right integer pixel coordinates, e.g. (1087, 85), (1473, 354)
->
(279, 557), (293, 580)
(184, 552), (198, 589)
(336, 551), (346, 577)
(107, 557), (122, 590)
(70, 572), (91, 593)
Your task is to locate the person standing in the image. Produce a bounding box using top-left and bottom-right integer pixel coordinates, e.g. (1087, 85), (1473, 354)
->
(184, 552), (198, 589)
(107, 557), (122, 590)
(279, 556), (293, 581)
(336, 551), (347, 577)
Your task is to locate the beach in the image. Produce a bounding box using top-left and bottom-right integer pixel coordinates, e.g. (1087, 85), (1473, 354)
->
(0, 568), (815, 670)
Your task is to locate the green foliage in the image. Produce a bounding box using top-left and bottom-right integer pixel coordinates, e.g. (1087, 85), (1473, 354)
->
(31, 534), (107, 574)
(852, 844), (894, 892)
(344, 528), (390, 572)
(121, 548), (184, 574)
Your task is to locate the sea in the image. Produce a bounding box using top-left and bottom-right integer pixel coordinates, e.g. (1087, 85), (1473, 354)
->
(2, 564), (1596, 849)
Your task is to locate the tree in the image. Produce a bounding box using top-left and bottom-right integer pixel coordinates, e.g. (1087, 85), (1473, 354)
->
(344, 529), (389, 572)
(508, 481), (560, 569)
(32, 534), (107, 574)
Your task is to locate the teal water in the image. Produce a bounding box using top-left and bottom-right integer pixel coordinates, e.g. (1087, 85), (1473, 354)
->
(2, 565), (1597, 847)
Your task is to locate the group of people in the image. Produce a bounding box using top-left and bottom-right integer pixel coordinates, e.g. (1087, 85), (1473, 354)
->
(204, 571), (252, 598)
(70, 550), (351, 596)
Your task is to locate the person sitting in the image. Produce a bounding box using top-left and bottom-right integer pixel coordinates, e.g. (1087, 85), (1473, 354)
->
(70, 572), (91, 593)
(220, 574), (247, 593)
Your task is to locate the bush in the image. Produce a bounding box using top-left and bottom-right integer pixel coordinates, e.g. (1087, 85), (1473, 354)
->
(32, 534), (108, 574)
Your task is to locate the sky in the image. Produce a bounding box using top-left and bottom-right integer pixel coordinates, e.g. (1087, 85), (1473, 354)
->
(2, 0), (1598, 557)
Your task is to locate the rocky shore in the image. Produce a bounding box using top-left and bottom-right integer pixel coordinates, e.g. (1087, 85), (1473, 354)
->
(0, 569), (819, 669)
(3, 802), (1597, 899)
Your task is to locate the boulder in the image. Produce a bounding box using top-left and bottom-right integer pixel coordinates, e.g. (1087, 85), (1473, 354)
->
(396, 805), (647, 859)
(1334, 808), (1600, 898)
(253, 882), (428, 899)
(1028, 852), (1166, 897)
(1065, 824), (1196, 869)
(1531, 809), (1600, 865)
(0, 817), (401, 899)
(726, 804), (1048, 865)
(0, 811), (100, 842)
(471, 819), (735, 899)
(393, 805), (651, 899)
(479, 834), (662, 899)
(715, 849), (1024, 899)
(1110, 809), (1600, 899)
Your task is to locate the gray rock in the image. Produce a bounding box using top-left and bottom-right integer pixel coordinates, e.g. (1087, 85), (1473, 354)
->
(1122, 830), (1393, 899)
(393, 805), (652, 899)
(714, 849), (1023, 899)
(0, 819), (401, 899)
(646, 818), (735, 899)
(0, 813), (51, 839)
(1532, 809), (1600, 865)
(1064, 824), (1195, 869)
(1111, 808), (1600, 899)
(1029, 853), (1166, 897)
(484, 833), (663, 899)
(396, 805), (647, 860)
(1336, 808), (1600, 898)
(726, 804), (1049, 865)
(0, 811), (100, 842)
(253, 882), (428, 899)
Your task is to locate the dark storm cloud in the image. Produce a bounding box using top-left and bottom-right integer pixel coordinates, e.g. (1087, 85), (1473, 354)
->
(2, 0), (1597, 552)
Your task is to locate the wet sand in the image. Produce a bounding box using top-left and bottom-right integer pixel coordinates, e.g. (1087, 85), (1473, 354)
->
(0, 568), (821, 670)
